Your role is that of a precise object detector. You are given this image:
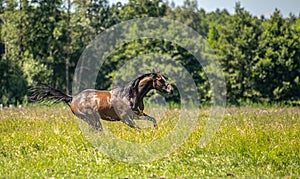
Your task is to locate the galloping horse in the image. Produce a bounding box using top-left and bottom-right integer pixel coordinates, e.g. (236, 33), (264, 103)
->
(30, 72), (173, 130)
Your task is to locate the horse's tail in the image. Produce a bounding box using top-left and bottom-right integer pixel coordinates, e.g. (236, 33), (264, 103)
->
(29, 83), (72, 105)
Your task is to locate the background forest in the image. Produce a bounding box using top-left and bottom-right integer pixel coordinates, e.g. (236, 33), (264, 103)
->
(0, 0), (300, 106)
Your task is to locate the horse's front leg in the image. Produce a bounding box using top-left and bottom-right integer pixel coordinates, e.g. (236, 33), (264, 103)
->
(135, 102), (157, 127)
(134, 111), (157, 127)
(112, 99), (140, 129)
(142, 113), (157, 127)
(121, 113), (140, 129)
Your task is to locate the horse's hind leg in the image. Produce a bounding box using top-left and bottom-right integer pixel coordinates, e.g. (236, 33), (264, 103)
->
(75, 110), (103, 131)
(89, 112), (102, 131)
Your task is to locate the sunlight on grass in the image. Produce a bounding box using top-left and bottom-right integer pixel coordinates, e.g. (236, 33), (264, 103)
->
(0, 107), (299, 177)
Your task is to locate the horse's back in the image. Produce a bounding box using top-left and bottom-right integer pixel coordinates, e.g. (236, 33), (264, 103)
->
(70, 89), (110, 112)
(70, 89), (121, 121)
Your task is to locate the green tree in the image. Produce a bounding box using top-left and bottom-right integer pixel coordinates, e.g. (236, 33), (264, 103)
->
(208, 3), (262, 104)
(70, 0), (119, 91)
(120, 0), (167, 20)
(166, 0), (208, 36)
(0, 0), (33, 105)
(253, 10), (300, 102)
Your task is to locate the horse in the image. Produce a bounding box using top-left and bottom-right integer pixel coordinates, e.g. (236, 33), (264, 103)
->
(29, 72), (173, 131)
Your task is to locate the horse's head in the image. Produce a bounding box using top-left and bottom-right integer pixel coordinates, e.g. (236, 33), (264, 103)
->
(126, 72), (174, 112)
(151, 73), (173, 94)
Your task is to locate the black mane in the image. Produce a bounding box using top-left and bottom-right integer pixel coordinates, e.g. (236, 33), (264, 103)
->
(113, 72), (156, 99)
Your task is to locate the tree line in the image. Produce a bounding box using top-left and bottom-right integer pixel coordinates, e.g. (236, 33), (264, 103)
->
(0, 0), (299, 106)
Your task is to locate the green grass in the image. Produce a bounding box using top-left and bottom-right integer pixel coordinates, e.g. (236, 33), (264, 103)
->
(0, 107), (300, 178)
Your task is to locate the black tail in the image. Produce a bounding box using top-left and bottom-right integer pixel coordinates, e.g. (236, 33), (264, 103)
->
(29, 83), (72, 104)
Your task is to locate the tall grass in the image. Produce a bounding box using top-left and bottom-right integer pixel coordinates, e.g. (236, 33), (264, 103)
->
(0, 107), (299, 178)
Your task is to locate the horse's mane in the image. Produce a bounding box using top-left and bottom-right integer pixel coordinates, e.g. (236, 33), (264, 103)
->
(114, 72), (156, 98)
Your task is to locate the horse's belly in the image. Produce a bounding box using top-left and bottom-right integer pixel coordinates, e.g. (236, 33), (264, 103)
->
(99, 108), (121, 121)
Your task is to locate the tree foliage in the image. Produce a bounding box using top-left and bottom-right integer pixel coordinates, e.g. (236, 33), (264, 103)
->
(0, 1), (300, 106)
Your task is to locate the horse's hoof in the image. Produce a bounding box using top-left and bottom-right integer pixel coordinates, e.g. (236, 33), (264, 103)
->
(95, 127), (103, 131)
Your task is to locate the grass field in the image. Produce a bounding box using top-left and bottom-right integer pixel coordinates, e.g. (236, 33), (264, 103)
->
(0, 106), (300, 178)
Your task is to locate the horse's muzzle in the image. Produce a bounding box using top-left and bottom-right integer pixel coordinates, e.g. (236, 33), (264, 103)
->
(166, 84), (174, 94)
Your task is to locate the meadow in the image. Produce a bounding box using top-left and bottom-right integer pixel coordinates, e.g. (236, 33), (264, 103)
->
(0, 106), (299, 178)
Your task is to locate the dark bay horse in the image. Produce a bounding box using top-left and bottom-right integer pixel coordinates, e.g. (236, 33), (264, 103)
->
(30, 72), (173, 130)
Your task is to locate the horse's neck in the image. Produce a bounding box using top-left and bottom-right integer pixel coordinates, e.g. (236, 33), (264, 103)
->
(137, 77), (154, 99)
(137, 83), (151, 100)
(130, 78), (152, 110)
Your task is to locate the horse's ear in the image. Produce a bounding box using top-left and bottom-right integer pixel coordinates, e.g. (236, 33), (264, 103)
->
(150, 69), (161, 74)
(150, 72), (157, 78)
